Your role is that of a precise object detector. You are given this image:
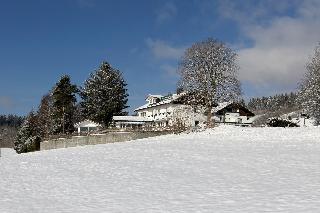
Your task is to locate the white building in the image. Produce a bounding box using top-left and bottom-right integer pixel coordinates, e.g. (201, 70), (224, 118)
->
(74, 120), (101, 134)
(112, 116), (152, 129)
(134, 94), (206, 128)
(112, 93), (206, 130)
(113, 93), (255, 130)
(213, 102), (255, 125)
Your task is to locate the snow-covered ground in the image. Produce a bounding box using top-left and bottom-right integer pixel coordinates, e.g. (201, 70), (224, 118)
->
(1, 126), (320, 212)
(280, 111), (315, 127)
(0, 148), (16, 157)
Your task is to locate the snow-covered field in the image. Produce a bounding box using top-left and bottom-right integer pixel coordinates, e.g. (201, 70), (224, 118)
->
(1, 126), (320, 212)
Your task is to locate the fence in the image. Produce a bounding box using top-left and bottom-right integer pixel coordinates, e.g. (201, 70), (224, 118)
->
(40, 131), (171, 151)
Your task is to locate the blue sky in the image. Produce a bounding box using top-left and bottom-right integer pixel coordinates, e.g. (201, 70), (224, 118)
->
(1, 0), (320, 115)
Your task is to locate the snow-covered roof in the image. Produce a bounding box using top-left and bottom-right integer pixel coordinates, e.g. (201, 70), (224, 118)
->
(212, 102), (255, 117)
(74, 120), (101, 128)
(134, 103), (150, 111)
(135, 93), (183, 111)
(113, 116), (152, 122)
(212, 102), (233, 113)
(146, 94), (164, 100)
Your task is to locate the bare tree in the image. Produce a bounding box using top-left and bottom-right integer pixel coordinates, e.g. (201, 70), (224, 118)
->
(178, 38), (242, 127)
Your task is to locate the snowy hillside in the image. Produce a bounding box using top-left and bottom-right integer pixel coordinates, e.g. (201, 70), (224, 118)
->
(1, 126), (320, 212)
(280, 110), (315, 127)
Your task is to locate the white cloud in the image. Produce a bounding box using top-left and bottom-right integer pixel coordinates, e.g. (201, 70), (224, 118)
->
(219, 0), (320, 92)
(0, 96), (15, 109)
(146, 38), (185, 60)
(155, 2), (177, 24)
(239, 18), (320, 87)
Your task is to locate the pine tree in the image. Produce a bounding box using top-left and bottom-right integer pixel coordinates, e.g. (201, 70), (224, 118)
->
(73, 103), (85, 125)
(14, 111), (40, 154)
(51, 75), (78, 134)
(298, 44), (320, 125)
(80, 61), (129, 126)
(178, 38), (242, 127)
(37, 94), (53, 138)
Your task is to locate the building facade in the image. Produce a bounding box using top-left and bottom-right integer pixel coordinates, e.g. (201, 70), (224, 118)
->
(113, 93), (256, 130)
(213, 102), (255, 125)
(74, 120), (101, 134)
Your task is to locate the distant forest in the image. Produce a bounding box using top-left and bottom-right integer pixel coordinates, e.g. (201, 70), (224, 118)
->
(247, 92), (298, 112)
(0, 115), (24, 148)
(247, 92), (300, 127)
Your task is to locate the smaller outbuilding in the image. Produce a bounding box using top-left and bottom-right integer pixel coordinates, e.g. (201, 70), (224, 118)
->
(213, 102), (255, 125)
(112, 116), (152, 130)
(74, 120), (102, 134)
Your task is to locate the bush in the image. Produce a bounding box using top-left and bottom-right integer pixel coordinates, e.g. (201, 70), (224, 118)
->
(267, 118), (299, 127)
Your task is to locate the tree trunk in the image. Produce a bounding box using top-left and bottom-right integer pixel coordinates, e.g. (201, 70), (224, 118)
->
(206, 105), (214, 128)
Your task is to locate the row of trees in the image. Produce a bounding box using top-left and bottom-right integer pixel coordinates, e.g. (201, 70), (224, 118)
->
(0, 115), (24, 148)
(14, 62), (128, 153)
(247, 92), (297, 112)
(0, 115), (24, 127)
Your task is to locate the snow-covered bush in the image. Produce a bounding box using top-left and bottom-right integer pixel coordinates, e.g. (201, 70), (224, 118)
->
(170, 106), (192, 134)
(14, 113), (41, 154)
(267, 118), (299, 127)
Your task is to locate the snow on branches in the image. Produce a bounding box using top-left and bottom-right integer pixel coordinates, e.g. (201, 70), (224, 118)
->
(178, 38), (242, 127)
(298, 44), (320, 125)
(80, 61), (128, 126)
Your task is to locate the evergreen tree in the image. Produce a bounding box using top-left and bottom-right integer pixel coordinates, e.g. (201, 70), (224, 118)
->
(73, 103), (85, 125)
(37, 94), (53, 138)
(14, 111), (40, 154)
(0, 114), (24, 148)
(80, 61), (129, 126)
(298, 44), (320, 125)
(247, 92), (298, 112)
(51, 75), (78, 134)
(0, 114), (24, 127)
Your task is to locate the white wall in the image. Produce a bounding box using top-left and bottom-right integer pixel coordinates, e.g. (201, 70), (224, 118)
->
(136, 104), (206, 127)
(215, 113), (254, 124)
